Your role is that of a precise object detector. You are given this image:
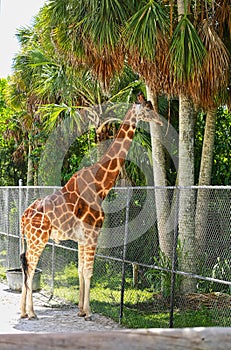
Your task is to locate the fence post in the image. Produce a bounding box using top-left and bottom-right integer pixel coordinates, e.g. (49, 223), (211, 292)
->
(119, 187), (131, 324)
(169, 186), (179, 328)
(6, 188), (10, 268)
(50, 241), (55, 299)
(18, 179), (23, 255)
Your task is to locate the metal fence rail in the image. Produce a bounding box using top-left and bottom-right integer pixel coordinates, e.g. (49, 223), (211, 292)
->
(0, 185), (230, 328)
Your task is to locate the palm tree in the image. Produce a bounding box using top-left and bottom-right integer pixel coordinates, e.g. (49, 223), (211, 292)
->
(173, 0), (198, 292)
(6, 64), (40, 186)
(7, 21), (79, 185)
(194, 0), (231, 260)
(12, 11), (150, 187)
(124, 0), (230, 292)
(124, 1), (174, 266)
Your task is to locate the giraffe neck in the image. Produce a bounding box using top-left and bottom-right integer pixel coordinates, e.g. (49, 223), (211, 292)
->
(62, 107), (137, 202)
(95, 108), (137, 196)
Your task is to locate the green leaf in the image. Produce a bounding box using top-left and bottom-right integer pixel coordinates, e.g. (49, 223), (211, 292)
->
(169, 15), (206, 82)
(84, 0), (131, 51)
(125, 0), (169, 60)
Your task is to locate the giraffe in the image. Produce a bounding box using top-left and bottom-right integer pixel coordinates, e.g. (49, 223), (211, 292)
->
(20, 103), (157, 320)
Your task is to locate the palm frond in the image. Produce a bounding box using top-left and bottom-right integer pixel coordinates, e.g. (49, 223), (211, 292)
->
(215, 0), (231, 40)
(125, 0), (169, 60)
(39, 103), (82, 132)
(128, 32), (175, 96)
(190, 20), (231, 108)
(84, 44), (125, 93)
(84, 0), (131, 51)
(28, 49), (56, 68)
(169, 15), (206, 83)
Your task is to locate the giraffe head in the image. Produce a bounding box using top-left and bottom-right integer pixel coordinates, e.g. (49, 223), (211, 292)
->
(132, 102), (159, 123)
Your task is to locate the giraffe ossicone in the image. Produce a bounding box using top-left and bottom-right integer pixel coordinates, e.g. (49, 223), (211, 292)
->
(20, 103), (158, 320)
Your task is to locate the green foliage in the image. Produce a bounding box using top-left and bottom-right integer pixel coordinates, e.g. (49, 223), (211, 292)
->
(0, 265), (6, 282)
(0, 249), (7, 281)
(61, 128), (97, 184)
(211, 258), (231, 293)
(49, 261), (230, 328)
(195, 111), (206, 183)
(125, 0), (169, 60)
(198, 257), (231, 294)
(54, 261), (78, 287)
(121, 307), (218, 328)
(195, 107), (231, 185)
(173, 308), (216, 328)
(85, 0), (131, 51)
(170, 15), (206, 82)
(212, 107), (231, 185)
(0, 79), (27, 185)
(145, 247), (183, 298)
(1, 0), (230, 189)
(125, 127), (153, 186)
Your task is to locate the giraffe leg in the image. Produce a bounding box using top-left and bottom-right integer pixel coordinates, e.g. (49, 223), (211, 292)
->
(77, 244), (96, 320)
(20, 238), (48, 319)
(25, 266), (37, 320)
(20, 253), (38, 319)
(20, 258), (27, 318)
(77, 244), (85, 317)
(83, 266), (94, 321)
(83, 245), (96, 321)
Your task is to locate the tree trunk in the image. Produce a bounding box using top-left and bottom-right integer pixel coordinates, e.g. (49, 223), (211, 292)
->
(146, 87), (174, 269)
(149, 121), (174, 259)
(177, 0), (186, 17)
(26, 140), (34, 186)
(198, 110), (216, 185)
(195, 109), (216, 258)
(178, 95), (196, 293)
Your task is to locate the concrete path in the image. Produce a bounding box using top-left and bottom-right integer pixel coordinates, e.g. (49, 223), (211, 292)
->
(0, 282), (121, 334)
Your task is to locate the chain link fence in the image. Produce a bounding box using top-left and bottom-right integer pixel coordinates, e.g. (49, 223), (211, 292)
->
(0, 185), (230, 328)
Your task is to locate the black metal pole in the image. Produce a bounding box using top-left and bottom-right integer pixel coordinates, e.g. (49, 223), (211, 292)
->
(119, 188), (131, 324)
(48, 241), (55, 302)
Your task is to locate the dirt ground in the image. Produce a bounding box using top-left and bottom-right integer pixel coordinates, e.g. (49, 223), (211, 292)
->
(0, 282), (121, 334)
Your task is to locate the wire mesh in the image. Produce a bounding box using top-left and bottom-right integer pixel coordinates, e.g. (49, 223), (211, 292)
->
(0, 185), (230, 328)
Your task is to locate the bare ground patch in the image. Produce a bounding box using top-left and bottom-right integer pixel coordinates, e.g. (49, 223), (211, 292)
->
(0, 282), (121, 334)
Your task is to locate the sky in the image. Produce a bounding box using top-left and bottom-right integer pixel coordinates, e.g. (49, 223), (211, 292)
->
(0, 0), (46, 78)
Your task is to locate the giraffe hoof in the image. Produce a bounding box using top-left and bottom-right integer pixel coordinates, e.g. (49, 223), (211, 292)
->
(77, 311), (86, 317)
(20, 313), (28, 319)
(84, 315), (93, 321)
(28, 314), (38, 320)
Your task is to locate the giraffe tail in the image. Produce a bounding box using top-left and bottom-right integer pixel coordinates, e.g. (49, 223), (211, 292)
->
(20, 252), (28, 288)
(20, 216), (25, 254)
(20, 219), (28, 288)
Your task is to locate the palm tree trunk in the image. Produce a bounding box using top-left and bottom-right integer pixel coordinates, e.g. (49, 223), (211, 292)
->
(195, 109), (216, 257)
(178, 95), (196, 293)
(198, 110), (216, 185)
(27, 140), (34, 186)
(146, 87), (174, 264)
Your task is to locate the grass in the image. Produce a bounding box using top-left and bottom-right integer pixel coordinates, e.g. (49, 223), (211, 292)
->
(0, 258), (227, 328)
(0, 265), (6, 281)
(1, 259), (229, 328)
(50, 284), (225, 328)
(41, 262), (230, 328)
